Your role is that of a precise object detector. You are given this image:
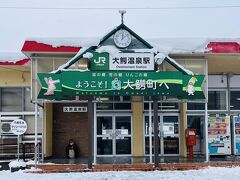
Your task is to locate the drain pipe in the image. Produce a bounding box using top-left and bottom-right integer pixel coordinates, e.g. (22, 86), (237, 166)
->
(227, 73), (233, 155)
(34, 103), (38, 168)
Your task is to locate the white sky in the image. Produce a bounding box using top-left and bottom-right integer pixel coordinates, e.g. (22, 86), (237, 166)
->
(0, 0), (240, 52)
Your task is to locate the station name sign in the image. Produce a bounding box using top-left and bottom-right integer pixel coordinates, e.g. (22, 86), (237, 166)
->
(91, 52), (154, 71)
(38, 71), (205, 100)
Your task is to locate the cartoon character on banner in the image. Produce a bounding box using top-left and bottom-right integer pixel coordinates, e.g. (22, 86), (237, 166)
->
(44, 77), (60, 95)
(111, 78), (121, 90)
(186, 77), (197, 95)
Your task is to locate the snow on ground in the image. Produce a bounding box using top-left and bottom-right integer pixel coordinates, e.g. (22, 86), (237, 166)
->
(1, 167), (240, 180)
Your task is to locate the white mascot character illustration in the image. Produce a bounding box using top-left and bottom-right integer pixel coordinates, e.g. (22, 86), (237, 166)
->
(44, 77), (60, 95)
(186, 77), (197, 95)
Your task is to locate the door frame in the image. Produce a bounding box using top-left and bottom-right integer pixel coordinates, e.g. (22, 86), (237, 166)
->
(143, 113), (180, 156)
(95, 113), (133, 157)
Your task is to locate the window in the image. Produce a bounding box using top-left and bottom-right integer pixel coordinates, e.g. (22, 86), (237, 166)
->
(1, 88), (23, 112)
(230, 90), (240, 110)
(208, 90), (227, 110)
(0, 87), (34, 112)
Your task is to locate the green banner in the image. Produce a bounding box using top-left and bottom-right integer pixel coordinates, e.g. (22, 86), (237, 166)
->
(38, 71), (205, 100)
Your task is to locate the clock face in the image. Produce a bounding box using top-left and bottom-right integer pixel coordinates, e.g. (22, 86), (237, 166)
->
(113, 29), (132, 48)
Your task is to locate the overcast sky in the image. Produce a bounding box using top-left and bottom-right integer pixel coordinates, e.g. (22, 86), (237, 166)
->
(0, 0), (240, 52)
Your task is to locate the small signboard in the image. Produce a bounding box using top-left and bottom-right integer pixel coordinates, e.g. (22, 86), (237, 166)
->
(63, 106), (87, 112)
(163, 123), (174, 135)
(10, 119), (27, 135)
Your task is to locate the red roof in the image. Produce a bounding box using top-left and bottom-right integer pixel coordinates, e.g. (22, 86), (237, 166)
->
(207, 42), (240, 53)
(22, 41), (81, 53)
(0, 58), (30, 66)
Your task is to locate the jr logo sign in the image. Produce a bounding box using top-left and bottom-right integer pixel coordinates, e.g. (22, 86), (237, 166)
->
(91, 52), (109, 70)
(93, 57), (106, 65)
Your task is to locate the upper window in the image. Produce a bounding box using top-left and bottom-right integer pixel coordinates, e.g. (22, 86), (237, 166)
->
(230, 91), (240, 110)
(187, 103), (205, 111)
(143, 97), (179, 111)
(208, 90), (227, 110)
(96, 96), (131, 110)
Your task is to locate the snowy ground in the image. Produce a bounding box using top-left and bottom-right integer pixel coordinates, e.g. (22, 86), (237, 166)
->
(1, 167), (240, 180)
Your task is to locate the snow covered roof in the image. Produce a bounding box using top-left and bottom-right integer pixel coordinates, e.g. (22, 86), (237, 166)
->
(26, 37), (100, 48)
(22, 37), (240, 54)
(0, 52), (30, 65)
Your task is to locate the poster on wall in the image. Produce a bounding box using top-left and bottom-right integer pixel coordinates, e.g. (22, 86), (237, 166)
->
(208, 114), (231, 155)
(233, 116), (240, 155)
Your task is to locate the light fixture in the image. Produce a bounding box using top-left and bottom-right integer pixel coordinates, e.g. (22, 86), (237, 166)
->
(158, 105), (175, 108)
(96, 97), (110, 101)
(236, 98), (240, 101)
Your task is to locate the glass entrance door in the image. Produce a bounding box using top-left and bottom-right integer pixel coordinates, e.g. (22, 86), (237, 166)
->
(144, 115), (179, 155)
(97, 115), (132, 156)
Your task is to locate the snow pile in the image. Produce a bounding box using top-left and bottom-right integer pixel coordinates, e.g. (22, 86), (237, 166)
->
(1, 167), (240, 180)
(83, 52), (93, 59)
(96, 45), (120, 55)
(26, 37), (100, 48)
(129, 48), (158, 53)
(8, 160), (26, 168)
(148, 38), (209, 54)
(25, 160), (35, 165)
(0, 53), (28, 63)
(154, 52), (166, 65)
(24, 166), (42, 172)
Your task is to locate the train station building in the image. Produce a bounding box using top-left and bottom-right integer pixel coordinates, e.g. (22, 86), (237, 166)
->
(1, 20), (240, 168)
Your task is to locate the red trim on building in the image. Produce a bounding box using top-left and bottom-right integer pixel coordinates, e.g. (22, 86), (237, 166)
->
(22, 41), (81, 53)
(207, 42), (240, 53)
(0, 58), (30, 65)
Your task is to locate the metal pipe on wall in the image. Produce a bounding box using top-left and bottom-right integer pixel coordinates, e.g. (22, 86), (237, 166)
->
(153, 97), (159, 168)
(34, 103), (38, 167)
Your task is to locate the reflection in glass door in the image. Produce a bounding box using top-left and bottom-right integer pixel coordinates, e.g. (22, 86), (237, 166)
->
(97, 115), (132, 156)
(144, 115), (179, 155)
(162, 116), (179, 155)
(97, 116), (113, 155)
